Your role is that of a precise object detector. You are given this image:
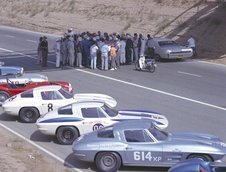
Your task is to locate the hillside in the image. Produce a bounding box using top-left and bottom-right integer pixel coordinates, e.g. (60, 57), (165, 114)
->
(0, 0), (226, 63)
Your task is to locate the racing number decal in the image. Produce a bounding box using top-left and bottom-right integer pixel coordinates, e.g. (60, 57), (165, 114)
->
(93, 123), (104, 131)
(47, 103), (53, 112)
(133, 152), (161, 162)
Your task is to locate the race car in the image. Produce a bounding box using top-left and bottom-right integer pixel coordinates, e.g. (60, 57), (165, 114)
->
(72, 119), (226, 172)
(0, 73), (48, 84)
(0, 79), (73, 102)
(1, 85), (117, 123)
(168, 158), (226, 172)
(36, 101), (168, 145)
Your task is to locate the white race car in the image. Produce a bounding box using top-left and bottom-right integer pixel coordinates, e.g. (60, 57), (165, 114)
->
(1, 85), (117, 123)
(36, 101), (168, 144)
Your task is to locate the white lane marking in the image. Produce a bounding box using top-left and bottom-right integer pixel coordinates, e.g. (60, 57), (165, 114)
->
(0, 123), (83, 172)
(0, 47), (55, 64)
(76, 69), (226, 111)
(4, 34), (15, 38)
(27, 39), (37, 43)
(0, 47), (225, 111)
(177, 71), (202, 77)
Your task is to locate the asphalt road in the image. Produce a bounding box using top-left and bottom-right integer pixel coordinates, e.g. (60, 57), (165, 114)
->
(0, 26), (226, 172)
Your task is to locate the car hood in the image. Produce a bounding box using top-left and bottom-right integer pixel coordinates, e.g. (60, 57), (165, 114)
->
(73, 93), (117, 107)
(169, 132), (226, 149)
(115, 110), (168, 129)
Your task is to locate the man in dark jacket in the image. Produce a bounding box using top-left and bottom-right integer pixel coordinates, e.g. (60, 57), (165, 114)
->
(40, 36), (48, 67)
(125, 34), (133, 64)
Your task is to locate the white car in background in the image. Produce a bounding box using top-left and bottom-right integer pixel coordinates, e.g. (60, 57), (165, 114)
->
(36, 101), (168, 144)
(0, 62), (48, 84)
(0, 65), (24, 76)
(1, 85), (117, 123)
(151, 37), (193, 60)
(0, 73), (48, 84)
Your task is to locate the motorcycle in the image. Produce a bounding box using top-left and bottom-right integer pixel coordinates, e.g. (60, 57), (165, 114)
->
(135, 56), (157, 73)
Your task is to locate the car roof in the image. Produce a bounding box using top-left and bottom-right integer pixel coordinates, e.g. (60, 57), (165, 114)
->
(33, 85), (62, 91)
(112, 119), (154, 131)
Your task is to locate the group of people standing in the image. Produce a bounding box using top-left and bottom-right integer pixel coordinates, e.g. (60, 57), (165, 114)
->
(49, 29), (156, 70)
(39, 29), (196, 69)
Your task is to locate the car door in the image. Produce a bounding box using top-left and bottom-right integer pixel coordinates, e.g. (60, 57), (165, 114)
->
(79, 106), (112, 134)
(38, 90), (65, 114)
(123, 129), (163, 166)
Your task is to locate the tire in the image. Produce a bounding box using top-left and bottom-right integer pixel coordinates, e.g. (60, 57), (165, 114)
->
(135, 61), (141, 71)
(56, 126), (79, 145)
(187, 154), (212, 162)
(148, 64), (155, 73)
(95, 152), (121, 172)
(19, 107), (40, 123)
(0, 91), (10, 102)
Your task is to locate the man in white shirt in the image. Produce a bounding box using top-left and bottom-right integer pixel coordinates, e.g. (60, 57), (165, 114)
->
(187, 35), (197, 57)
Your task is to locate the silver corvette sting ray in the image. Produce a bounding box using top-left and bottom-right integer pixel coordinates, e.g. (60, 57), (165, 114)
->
(72, 119), (226, 172)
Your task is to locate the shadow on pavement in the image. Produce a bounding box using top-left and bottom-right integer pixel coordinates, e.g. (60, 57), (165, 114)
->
(30, 130), (57, 143)
(64, 153), (97, 171)
(0, 112), (18, 122)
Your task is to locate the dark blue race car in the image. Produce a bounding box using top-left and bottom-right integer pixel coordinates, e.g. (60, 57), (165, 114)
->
(168, 158), (226, 172)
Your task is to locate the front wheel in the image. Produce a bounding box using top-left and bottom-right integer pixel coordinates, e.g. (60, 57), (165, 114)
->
(19, 107), (40, 123)
(148, 64), (156, 73)
(56, 126), (79, 145)
(95, 152), (121, 172)
(135, 61), (141, 71)
(187, 154), (212, 162)
(0, 91), (10, 102)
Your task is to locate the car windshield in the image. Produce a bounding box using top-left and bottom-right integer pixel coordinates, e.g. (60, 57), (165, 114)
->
(58, 88), (73, 99)
(101, 104), (118, 117)
(158, 40), (177, 46)
(148, 127), (168, 141)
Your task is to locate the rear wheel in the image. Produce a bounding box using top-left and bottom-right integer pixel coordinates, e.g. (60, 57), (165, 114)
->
(0, 91), (10, 102)
(95, 152), (121, 172)
(135, 61), (141, 71)
(56, 126), (79, 145)
(19, 107), (40, 123)
(187, 154), (212, 162)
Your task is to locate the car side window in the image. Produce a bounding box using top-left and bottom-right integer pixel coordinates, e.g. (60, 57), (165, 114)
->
(81, 107), (106, 118)
(41, 91), (62, 100)
(124, 130), (153, 142)
(97, 128), (114, 138)
(21, 90), (33, 98)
